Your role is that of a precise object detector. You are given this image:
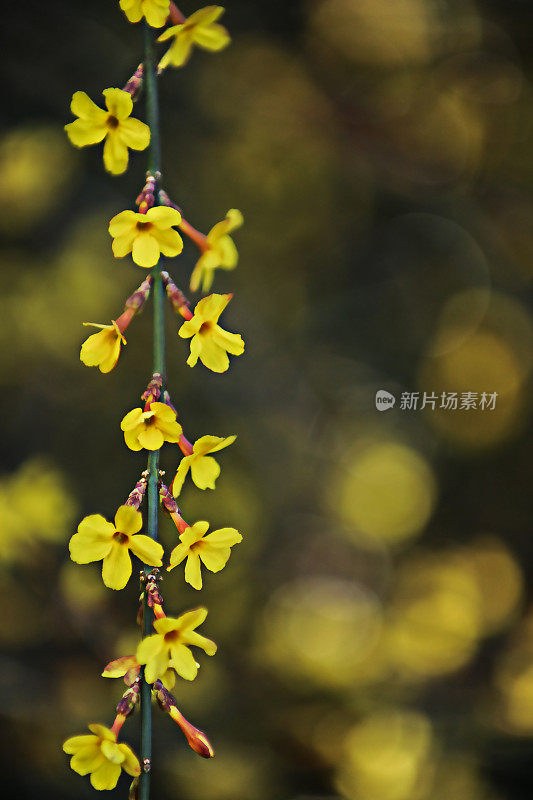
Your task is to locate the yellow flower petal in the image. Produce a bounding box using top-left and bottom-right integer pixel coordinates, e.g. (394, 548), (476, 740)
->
(109, 209), (138, 237)
(103, 88), (133, 120)
(198, 544), (231, 573)
(102, 655), (138, 678)
(159, 34), (194, 68)
(102, 541), (132, 590)
(204, 527), (243, 547)
(71, 91), (108, 122)
(154, 227), (184, 257)
(143, 0), (170, 28)
(114, 504), (143, 536)
(137, 425), (165, 450)
(195, 292), (232, 323)
(195, 434), (236, 456)
(124, 427), (144, 451)
(190, 455), (220, 489)
(193, 22), (231, 51)
(117, 743), (141, 777)
(88, 724), (116, 740)
(63, 734), (98, 754)
(90, 759), (122, 791)
(120, 0), (143, 23)
(103, 131), (129, 175)
(121, 408), (144, 431)
(185, 552), (203, 589)
(147, 206), (182, 228)
(167, 541), (190, 569)
(77, 514), (116, 540)
(171, 454), (193, 497)
(136, 633), (165, 664)
(70, 745), (105, 776)
(100, 740), (126, 765)
(69, 531), (113, 564)
(132, 232), (160, 267)
(213, 326), (245, 355)
(118, 117), (151, 150)
(65, 119), (107, 147)
(197, 337), (230, 373)
(169, 643), (199, 680)
(187, 6), (225, 26)
(183, 629), (217, 656)
(145, 645), (171, 684)
(128, 534), (164, 565)
(112, 230), (137, 258)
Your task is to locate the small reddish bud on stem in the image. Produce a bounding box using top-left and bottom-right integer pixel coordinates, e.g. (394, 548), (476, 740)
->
(142, 373), (163, 403)
(161, 270), (193, 320)
(125, 276), (153, 313)
(136, 174), (159, 214)
(116, 680), (141, 718)
(153, 680), (215, 758)
(123, 64), (144, 100)
(125, 475), (148, 509)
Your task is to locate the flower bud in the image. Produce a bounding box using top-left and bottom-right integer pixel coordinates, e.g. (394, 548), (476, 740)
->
(153, 680), (214, 758)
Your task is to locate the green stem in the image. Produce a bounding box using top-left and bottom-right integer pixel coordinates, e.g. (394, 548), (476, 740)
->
(139, 20), (165, 800)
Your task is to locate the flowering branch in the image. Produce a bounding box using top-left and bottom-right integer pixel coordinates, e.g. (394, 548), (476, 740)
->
(63, 3), (244, 799)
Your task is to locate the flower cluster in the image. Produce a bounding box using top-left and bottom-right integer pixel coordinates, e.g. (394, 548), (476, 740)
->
(64, 3), (243, 794)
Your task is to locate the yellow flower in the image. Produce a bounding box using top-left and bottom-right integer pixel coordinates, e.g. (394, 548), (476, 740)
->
(109, 206), (183, 268)
(80, 321), (126, 373)
(69, 505), (163, 590)
(119, 0), (170, 27)
(121, 402), (182, 451)
(65, 89), (150, 175)
(63, 724), (140, 791)
(190, 209), (243, 292)
(136, 607), (216, 683)
(168, 521), (242, 590)
(158, 6), (231, 70)
(171, 434), (236, 496)
(179, 293), (244, 373)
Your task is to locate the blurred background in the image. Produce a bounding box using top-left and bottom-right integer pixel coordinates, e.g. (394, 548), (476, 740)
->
(3, 0), (533, 798)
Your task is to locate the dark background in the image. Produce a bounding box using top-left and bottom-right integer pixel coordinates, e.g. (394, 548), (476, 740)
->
(2, 1), (533, 798)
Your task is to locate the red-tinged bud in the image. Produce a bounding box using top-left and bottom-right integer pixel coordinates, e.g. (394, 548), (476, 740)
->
(116, 680), (141, 718)
(161, 270), (192, 319)
(123, 64), (144, 100)
(142, 373), (163, 403)
(159, 483), (179, 514)
(145, 570), (164, 609)
(136, 173), (159, 214)
(153, 680), (214, 758)
(125, 475), (148, 509)
(125, 276), (153, 313)
(169, 706), (214, 758)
